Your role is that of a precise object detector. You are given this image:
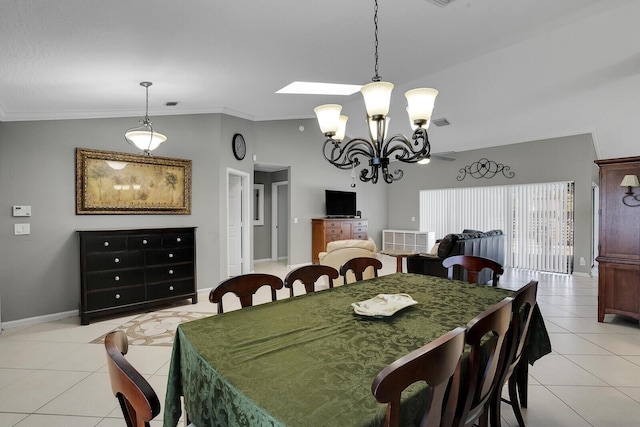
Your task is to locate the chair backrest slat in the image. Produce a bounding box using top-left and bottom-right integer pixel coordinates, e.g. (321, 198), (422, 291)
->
(340, 257), (383, 284)
(284, 265), (339, 297)
(104, 331), (160, 427)
(442, 255), (504, 286)
(372, 327), (466, 427)
(209, 273), (284, 313)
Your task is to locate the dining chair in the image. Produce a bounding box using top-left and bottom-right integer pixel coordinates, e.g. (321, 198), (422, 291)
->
(442, 255), (504, 286)
(104, 330), (161, 427)
(451, 297), (513, 427)
(283, 264), (339, 297)
(490, 280), (538, 427)
(372, 327), (466, 427)
(209, 273), (284, 313)
(339, 256), (383, 284)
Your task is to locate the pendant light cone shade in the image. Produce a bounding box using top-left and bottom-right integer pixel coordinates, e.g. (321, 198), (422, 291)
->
(361, 81), (394, 117)
(314, 104), (342, 135)
(405, 88), (438, 124)
(334, 115), (349, 142)
(125, 81), (166, 154)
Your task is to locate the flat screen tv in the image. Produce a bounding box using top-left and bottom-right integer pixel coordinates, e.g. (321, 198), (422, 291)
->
(325, 190), (357, 218)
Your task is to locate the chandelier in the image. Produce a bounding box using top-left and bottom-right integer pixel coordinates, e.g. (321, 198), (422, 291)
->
(314, 0), (438, 184)
(124, 81), (167, 156)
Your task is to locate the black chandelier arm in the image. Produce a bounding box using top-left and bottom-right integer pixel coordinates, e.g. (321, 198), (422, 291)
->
(623, 193), (640, 207)
(322, 137), (376, 170)
(381, 129), (431, 163)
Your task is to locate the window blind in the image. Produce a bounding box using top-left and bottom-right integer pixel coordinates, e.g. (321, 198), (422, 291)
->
(419, 182), (574, 273)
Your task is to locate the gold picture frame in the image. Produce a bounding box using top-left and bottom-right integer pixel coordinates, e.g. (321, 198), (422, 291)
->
(76, 148), (191, 214)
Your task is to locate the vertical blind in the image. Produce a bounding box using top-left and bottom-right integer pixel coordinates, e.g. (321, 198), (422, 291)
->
(419, 182), (574, 273)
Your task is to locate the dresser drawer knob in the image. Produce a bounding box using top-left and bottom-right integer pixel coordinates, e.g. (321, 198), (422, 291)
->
(176, 237), (182, 243)
(168, 253), (174, 258)
(169, 285), (174, 291)
(142, 239), (148, 245)
(115, 294), (121, 299)
(114, 258), (120, 263)
(114, 276), (120, 281)
(169, 269), (174, 275)
(103, 241), (110, 247)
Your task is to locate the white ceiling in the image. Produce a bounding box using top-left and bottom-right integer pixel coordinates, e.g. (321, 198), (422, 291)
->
(1, 0), (639, 159)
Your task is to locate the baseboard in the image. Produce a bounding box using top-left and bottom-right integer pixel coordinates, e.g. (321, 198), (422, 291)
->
(2, 309), (79, 330)
(572, 271), (595, 278)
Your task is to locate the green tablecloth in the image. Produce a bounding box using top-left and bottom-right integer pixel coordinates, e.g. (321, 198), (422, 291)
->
(164, 273), (550, 427)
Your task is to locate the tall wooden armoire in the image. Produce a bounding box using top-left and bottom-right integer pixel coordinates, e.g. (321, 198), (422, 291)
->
(596, 156), (640, 323)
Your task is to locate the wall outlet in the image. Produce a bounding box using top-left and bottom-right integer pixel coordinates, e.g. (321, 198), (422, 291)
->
(579, 257), (586, 266)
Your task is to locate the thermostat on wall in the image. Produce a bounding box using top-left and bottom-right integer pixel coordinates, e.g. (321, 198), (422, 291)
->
(12, 205), (31, 217)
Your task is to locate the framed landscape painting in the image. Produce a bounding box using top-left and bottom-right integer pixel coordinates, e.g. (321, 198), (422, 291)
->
(76, 148), (192, 214)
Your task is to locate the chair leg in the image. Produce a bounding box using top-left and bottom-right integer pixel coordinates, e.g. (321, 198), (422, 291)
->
(516, 350), (529, 408)
(489, 385), (503, 427)
(508, 375), (526, 427)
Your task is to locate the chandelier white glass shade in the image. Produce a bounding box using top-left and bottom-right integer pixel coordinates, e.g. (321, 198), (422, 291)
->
(124, 82), (167, 156)
(314, 0), (438, 184)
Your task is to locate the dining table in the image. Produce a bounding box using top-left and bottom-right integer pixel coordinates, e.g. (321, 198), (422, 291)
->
(163, 272), (551, 427)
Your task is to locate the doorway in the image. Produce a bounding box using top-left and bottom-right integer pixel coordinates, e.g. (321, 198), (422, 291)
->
(227, 169), (251, 277)
(271, 181), (289, 262)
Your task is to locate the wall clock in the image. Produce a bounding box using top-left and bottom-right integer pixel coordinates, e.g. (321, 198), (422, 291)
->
(232, 133), (246, 160)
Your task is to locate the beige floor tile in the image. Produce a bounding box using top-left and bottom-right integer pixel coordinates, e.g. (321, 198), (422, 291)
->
(36, 372), (117, 417)
(14, 414), (102, 426)
(0, 370), (90, 413)
(618, 386), (640, 404)
(42, 342), (106, 371)
(547, 317), (622, 334)
(567, 355), (640, 387)
(529, 354), (607, 386)
(501, 385), (592, 426)
(0, 341), (89, 370)
(548, 332), (613, 355)
(0, 413), (27, 426)
(548, 385), (640, 427)
(0, 368), (33, 389)
(578, 332), (640, 355)
(536, 303), (579, 318)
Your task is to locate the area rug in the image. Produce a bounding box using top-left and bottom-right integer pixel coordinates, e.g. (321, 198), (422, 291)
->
(92, 310), (211, 347)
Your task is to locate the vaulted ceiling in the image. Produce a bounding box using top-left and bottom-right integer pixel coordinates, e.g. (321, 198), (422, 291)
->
(1, 0), (638, 159)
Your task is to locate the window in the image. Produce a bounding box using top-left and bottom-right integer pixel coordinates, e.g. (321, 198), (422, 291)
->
(420, 182), (574, 273)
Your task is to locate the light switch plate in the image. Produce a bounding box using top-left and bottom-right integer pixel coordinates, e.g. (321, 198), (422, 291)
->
(12, 205), (31, 217)
(14, 223), (30, 235)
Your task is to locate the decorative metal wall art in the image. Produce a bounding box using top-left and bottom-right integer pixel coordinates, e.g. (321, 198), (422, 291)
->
(457, 158), (515, 181)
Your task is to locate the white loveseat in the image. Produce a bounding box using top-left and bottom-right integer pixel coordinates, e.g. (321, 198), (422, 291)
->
(318, 237), (378, 285)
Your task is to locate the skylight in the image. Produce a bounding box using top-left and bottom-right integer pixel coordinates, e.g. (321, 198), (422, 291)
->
(276, 81), (362, 96)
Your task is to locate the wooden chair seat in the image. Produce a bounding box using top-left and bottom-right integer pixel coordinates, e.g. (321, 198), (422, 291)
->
(209, 273), (283, 313)
(442, 255), (504, 286)
(284, 264), (339, 297)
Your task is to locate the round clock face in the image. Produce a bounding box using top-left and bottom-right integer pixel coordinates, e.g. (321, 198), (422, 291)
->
(232, 133), (246, 160)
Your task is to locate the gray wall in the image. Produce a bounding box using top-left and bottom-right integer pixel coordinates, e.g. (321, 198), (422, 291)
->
(387, 133), (599, 275)
(0, 115), (389, 323)
(0, 112), (599, 323)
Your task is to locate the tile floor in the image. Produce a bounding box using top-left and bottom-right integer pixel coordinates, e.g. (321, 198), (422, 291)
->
(1, 255), (639, 426)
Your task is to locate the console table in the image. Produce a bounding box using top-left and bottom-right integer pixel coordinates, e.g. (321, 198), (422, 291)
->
(77, 227), (197, 325)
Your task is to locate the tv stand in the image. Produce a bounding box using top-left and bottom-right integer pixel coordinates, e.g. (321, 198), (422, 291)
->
(311, 218), (368, 263)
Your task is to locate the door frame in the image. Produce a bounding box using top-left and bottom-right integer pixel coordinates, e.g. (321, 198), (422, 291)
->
(226, 168), (251, 277)
(271, 180), (289, 261)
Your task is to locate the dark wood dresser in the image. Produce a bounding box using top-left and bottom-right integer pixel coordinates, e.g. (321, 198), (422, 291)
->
(77, 227), (197, 325)
(596, 157), (640, 323)
(311, 218), (368, 263)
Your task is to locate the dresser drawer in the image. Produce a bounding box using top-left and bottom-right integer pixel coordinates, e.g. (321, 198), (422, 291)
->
(128, 234), (162, 250)
(84, 235), (127, 253)
(146, 263), (194, 283)
(353, 220), (368, 227)
(145, 247), (193, 265)
(86, 286), (146, 311)
(352, 232), (368, 240)
(325, 227), (342, 238)
(353, 226), (368, 233)
(86, 251), (144, 272)
(147, 279), (195, 300)
(86, 269), (145, 290)
(163, 232), (194, 248)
